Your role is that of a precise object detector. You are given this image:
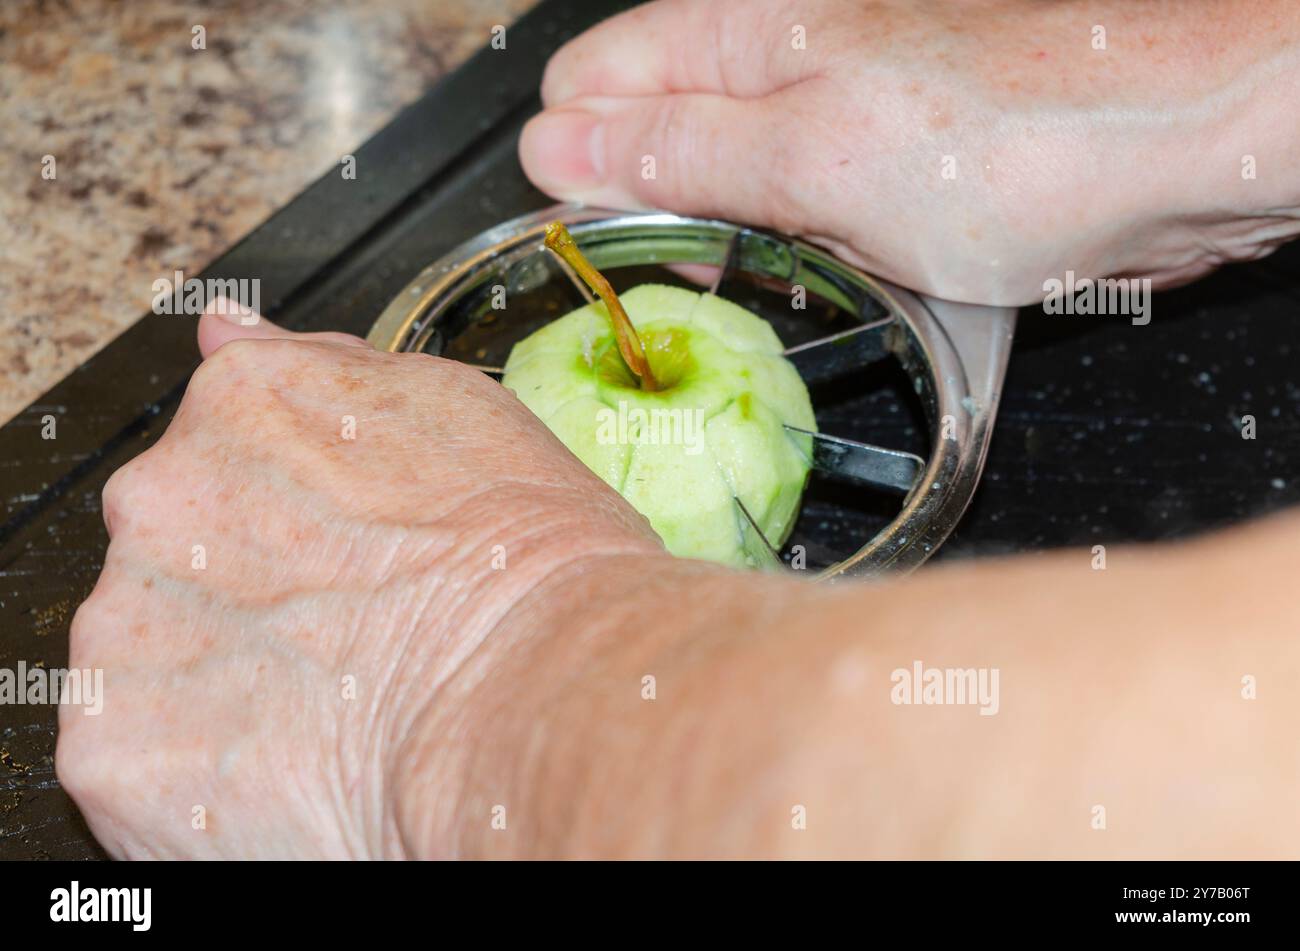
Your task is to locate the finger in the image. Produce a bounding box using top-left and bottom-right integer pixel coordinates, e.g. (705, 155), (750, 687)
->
(520, 91), (805, 231)
(667, 263), (721, 286)
(541, 0), (809, 106)
(197, 296), (369, 359)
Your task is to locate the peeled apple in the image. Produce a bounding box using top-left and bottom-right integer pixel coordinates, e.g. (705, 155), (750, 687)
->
(502, 283), (815, 568)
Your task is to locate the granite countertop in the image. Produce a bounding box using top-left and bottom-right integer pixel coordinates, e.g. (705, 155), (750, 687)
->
(0, 0), (538, 424)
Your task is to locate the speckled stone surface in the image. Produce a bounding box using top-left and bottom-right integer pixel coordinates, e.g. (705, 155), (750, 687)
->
(0, 0), (538, 424)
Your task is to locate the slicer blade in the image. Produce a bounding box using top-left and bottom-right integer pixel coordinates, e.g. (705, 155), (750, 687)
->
(787, 425), (923, 495)
(734, 496), (783, 570)
(707, 230), (744, 297)
(782, 319), (894, 385)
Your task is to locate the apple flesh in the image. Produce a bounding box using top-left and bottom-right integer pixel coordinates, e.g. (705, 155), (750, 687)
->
(502, 284), (815, 567)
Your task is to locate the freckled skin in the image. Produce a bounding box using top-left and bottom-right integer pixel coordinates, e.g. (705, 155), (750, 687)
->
(60, 327), (664, 858)
(58, 1), (1300, 860)
(524, 0), (1300, 304)
(60, 303), (1300, 861)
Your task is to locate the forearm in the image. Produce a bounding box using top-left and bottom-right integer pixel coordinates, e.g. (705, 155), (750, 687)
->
(400, 511), (1300, 859)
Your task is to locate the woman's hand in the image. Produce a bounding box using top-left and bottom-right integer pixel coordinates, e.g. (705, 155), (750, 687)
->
(56, 303), (1300, 859)
(57, 2), (1300, 859)
(55, 304), (665, 858)
(520, 0), (1300, 304)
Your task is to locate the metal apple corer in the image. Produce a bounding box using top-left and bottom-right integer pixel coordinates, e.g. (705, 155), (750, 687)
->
(367, 204), (1016, 579)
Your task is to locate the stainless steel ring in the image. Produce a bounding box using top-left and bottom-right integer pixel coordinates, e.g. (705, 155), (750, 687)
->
(369, 203), (1016, 578)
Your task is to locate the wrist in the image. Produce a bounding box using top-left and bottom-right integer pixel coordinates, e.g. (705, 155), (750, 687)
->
(390, 543), (808, 858)
(386, 547), (672, 858)
(334, 472), (662, 857)
(383, 494), (679, 857)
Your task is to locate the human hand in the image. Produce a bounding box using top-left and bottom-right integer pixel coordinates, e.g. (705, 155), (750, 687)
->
(54, 301), (1300, 859)
(520, 0), (1300, 304)
(55, 302), (666, 858)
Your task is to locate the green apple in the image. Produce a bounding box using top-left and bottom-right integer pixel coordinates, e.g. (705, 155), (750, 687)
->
(503, 282), (815, 568)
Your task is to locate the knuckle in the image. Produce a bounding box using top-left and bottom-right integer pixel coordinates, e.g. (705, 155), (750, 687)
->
(189, 338), (256, 392)
(440, 357), (507, 402)
(55, 714), (111, 807)
(54, 658), (114, 793)
(67, 582), (121, 668)
(184, 338), (296, 417)
(406, 350), (484, 384)
(101, 460), (136, 507)
(100, 440), (177, 539)
(435, 352), (489, 383)
(209, 335), (266, 366)
(100, 458), (148, 536)
(312, 331), (368, 349)
(400, 352), (510, 411)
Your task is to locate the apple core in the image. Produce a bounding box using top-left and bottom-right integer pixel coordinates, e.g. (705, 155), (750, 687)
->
(502, 281), (816, 567)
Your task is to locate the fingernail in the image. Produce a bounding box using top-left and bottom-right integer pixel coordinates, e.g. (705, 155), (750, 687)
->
(207, 295), (260, 326)
(521, 109), (605, 191)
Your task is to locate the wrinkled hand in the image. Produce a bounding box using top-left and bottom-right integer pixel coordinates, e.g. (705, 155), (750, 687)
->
(56, 305), (663, 858)
(520, 0), (1300, 304)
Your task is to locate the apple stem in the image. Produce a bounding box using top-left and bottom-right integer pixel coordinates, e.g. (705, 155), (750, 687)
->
(543, 221), (660, 392)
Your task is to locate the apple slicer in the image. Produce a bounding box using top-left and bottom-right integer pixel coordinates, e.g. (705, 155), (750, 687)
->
(367, 205), (1016, 578)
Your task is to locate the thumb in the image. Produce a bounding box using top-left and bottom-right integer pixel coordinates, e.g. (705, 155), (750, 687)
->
(197, 296), (369, 359)
(519, 92), (800, 229)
